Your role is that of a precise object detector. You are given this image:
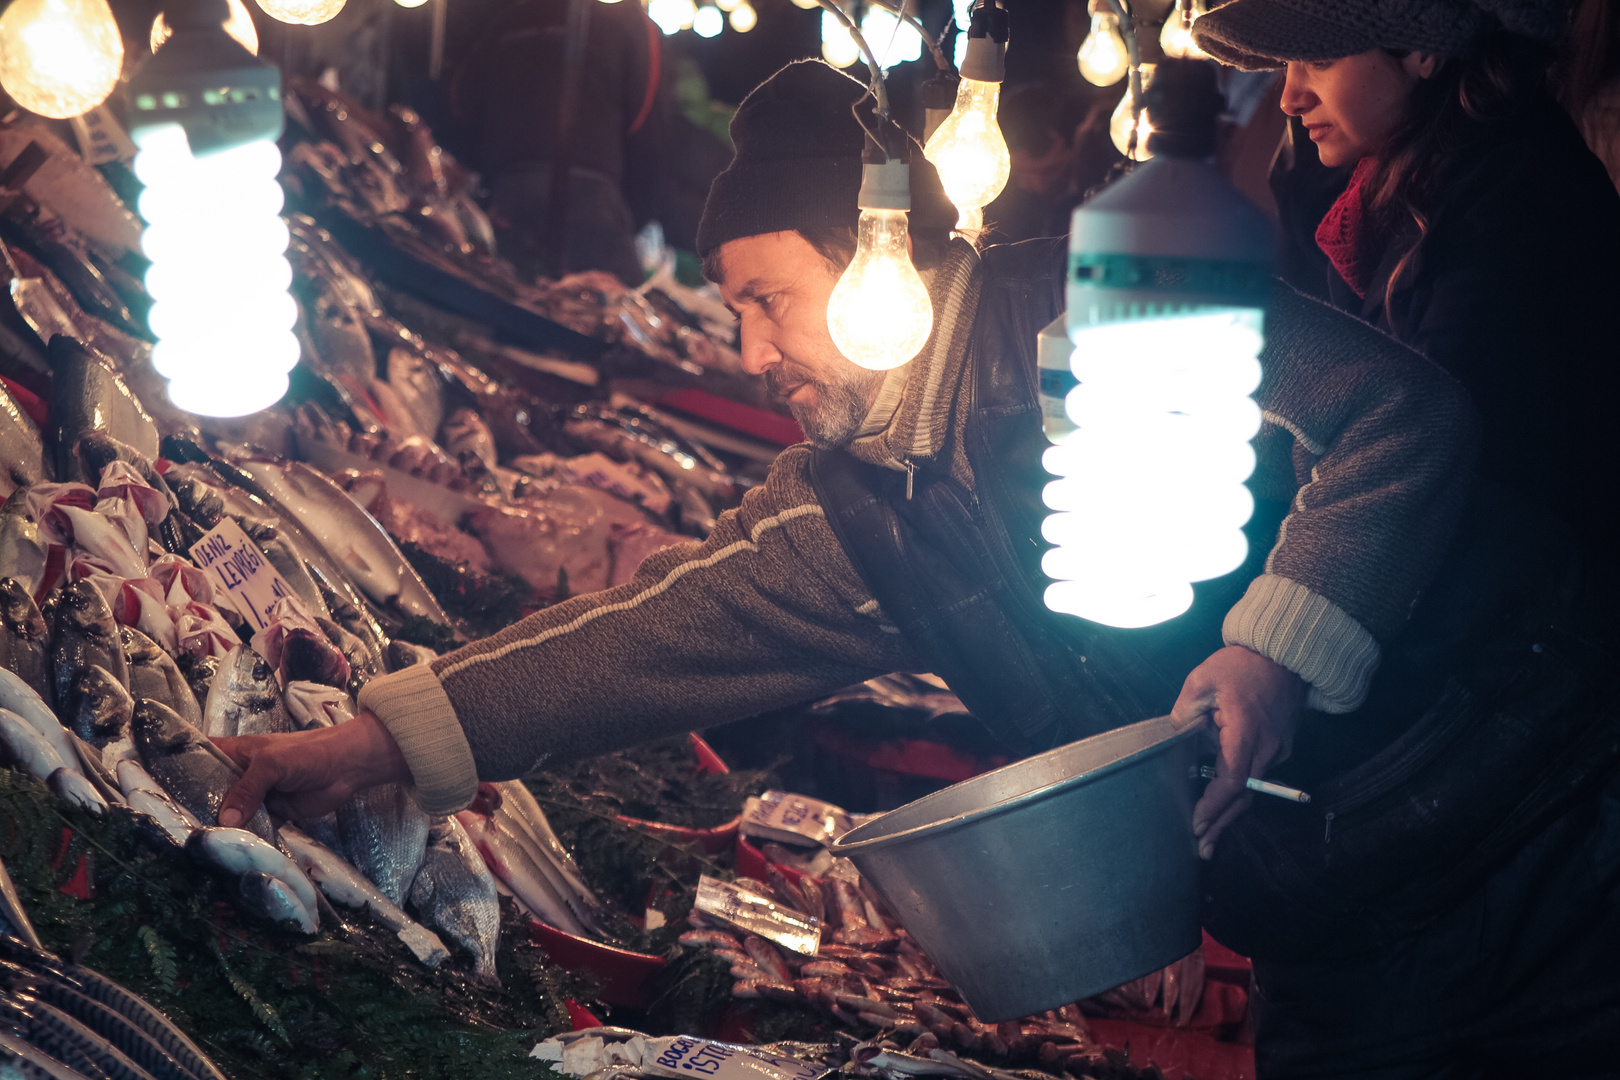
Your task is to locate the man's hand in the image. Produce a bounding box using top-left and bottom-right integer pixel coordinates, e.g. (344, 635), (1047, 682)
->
(214, 711), (412, 827)
(1170, 645), (1305, 861)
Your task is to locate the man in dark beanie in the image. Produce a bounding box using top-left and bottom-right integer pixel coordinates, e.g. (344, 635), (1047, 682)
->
(211, 58), (1556, 1069)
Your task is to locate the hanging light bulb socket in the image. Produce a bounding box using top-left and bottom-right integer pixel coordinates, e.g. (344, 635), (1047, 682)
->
(129, 0), (282, 154)
(919, 71), (958, 143)
(958, 0), (1007, 81)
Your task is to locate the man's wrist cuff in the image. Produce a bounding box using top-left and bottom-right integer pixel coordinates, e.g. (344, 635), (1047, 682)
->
(1222, 574), (1381, 714)
(356, 664), (479, 815)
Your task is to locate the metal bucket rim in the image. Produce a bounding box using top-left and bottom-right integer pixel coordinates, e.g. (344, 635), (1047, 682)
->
(829, 715), (1205, 856)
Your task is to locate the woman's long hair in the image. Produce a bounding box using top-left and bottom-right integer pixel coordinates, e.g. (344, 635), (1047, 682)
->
(1363, 30), (1554, 336)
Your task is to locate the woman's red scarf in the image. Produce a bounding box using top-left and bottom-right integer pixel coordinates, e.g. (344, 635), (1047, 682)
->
(1314, 157), (1380, 298)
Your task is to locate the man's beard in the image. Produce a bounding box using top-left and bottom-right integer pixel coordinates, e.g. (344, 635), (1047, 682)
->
(767, 364), (885, 448)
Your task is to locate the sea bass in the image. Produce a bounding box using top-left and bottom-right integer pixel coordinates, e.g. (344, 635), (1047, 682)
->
(278, 824), (449, 967)
(0, 578), (50, 700)
(185, 828), (319, 934)
(200, 647), (291, 739)
(114, 759), (200, 844)
(336, 780), (429, 909)
(64, 665), (135, 773)
(119, 628), (201, 730)
(131, 699), (276, 845)
(408, 816), (501, 984)
(48, 581), (128, 712)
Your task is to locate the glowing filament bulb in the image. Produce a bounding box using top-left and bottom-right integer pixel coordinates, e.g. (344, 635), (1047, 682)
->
(1159, 0), (1209, 60)
(729, 2), (756, 31)
(1077, 10), (1128, 87)
(924, 77), (1011, 227)
(0, 0), (123, 119)
(1041, 310), (1264, 628)
(151, 0), (260, 55)
(827, 208), (934, 371)
(791, 0), (819, 9)
(1110, 63), (1155, 161)
(693, 4), (722, 36)
(821, 10), (860, 68)
(253, 0), (345, 27)
(134, 123), (299, 418)
(395, 0), (430, 9)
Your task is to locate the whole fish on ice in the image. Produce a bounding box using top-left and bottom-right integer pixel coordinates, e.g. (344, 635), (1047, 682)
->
(115, 759), (200, 843)
(0, 578), (50, 700)
(48, 581), (128, 712)
(119, 628), (200, 730)
(0, 492), (49, 597)
(0, 668), (80, 780)
(408, 816), (501, 983)
(186, 827), (319, 934)
(200, 647), (291, 739)
(63, 665), (134, 768)
(131, 698), (277, 845)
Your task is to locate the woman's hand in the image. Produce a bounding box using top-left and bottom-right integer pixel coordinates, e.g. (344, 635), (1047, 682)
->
(214, 711), (413, 826)
(1170, 645), (1305, 860)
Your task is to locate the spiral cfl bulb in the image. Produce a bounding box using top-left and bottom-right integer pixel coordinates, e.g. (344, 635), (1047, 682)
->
(152, 0), (260, 55)
(1077, 10), (1128, 87)
(924, 33), (1010, 228)
(0, 0), (123, 119)
(134, 124), (299, 417)
(253, 0), (345, 26)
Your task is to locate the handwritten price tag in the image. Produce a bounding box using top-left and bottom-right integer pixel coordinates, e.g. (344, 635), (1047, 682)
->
(188, 518), (298, 633)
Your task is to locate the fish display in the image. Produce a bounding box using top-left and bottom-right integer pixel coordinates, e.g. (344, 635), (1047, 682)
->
(407, 816), (500, 984)
(43, 337), (159, 483)
(185, 828), (320, 935)
(130, 699), (276, 846)
(119, 630), (200, 730)
(0, 380), (48, 497)
(0, 495), (48, 596)
(113, 760), (199, 844)
(46, 767), (107, 814)
(0, 578), (50, 698)
(336, 779), (429, 909)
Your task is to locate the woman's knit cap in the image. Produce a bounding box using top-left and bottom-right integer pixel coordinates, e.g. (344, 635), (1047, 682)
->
(1192, 0), (1568, 70)
(696, 59), (955, 258)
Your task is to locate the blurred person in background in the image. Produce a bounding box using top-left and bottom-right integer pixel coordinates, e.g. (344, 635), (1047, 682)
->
(982, 82), (1086, 242)
(1556, 0), (1620, 187)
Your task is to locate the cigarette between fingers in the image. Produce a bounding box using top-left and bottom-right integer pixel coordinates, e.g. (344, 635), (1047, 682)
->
(1198, 765), (1312, 804)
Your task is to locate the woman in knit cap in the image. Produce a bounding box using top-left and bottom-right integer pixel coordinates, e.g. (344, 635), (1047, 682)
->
(1185, 1), (1620, 1076)
(1195, 0), (1620, 553)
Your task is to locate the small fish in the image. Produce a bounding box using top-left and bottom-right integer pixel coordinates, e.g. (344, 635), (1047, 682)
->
(490, 795), (607, 935)
(131, 698), (276, 845)
(0, 991), (157, 1080)
(48, 581), (129, 713)
(0, 668), (80, 776)
(0, 577), (50, 698)
(279, 824), (449, 967)
(455, 810), (587, 937)
(178, 653), (222, 714)
(185, 828), (319, 933)
(496, 781), (603, 914)
(47, 767), (107, 814)
(336, 780), (429, 909)
(408, 816), (500, 984)
(0, 492), (49, 596)
(63, 665), (133, 751)
(0, 708), (67, 779)
(119, 629), (200, 730)
(0, 967), (194, 1080)
(115, 760), (199, 844)
(45, 336), (160, 483)
(232, 871), (318, 935)
(200, 647), (290, 739)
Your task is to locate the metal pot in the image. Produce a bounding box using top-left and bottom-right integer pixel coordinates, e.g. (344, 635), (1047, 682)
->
(828, 715), (1203, 1021)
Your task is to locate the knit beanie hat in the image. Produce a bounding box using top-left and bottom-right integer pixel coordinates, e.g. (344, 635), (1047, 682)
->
(1192, 0), (1568, 71)
(695, 59), (956, 258)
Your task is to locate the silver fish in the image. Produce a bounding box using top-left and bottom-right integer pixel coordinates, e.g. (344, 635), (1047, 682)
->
(185, 828), (319, 933)
(491, 795), (607, 935)
(0, 668), (79, 777)
(115, 760), (199, 843)
(316, 617), (377, 696)
(178, 653), (221, 716)
(131, 698), (276, 845)
(0, 967), (194, 1080)
(0, 1027), (86, 1080)
(408, 816), (500, 984)
(496, 780), (603, 914)
(200, 647), (290, 739)
(44, 336), (160, 484)
(279, 824), (449, 967)
(0, 577), (50, 700)
(118, 629), (200, 731)
(48, 582), (129, 713)
(0, 991), (157, 1080)
(47, 768), (107, 815)
(455, 810), (587, 937)
(232, 871), (318, 935)
(336, 780), (429, 909)
(63, 666), (133, 753)
(0, 493), (48, 604)
(0, 378), (48, 498)
(0, 707), (66, 779)
(222, 454), (451, 626)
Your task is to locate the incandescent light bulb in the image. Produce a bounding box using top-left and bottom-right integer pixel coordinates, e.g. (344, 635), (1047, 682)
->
(394, 0), (430, 9)
(1077, 9), (1128, 86)
(729, 2), (756, 31)
(1159, 0), (1209, 60)
(826, 162), (934, 371)
(924, 23), (1009, 230)
(152, 0), (260, 55)
(820, 10), (860, 68)
(791, 0), (818, 8)
(253, 0), (345, 25)
(0, 0), (123, 119)
(1110, 63), (1155, 160)
(693, 4), (722, 36)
